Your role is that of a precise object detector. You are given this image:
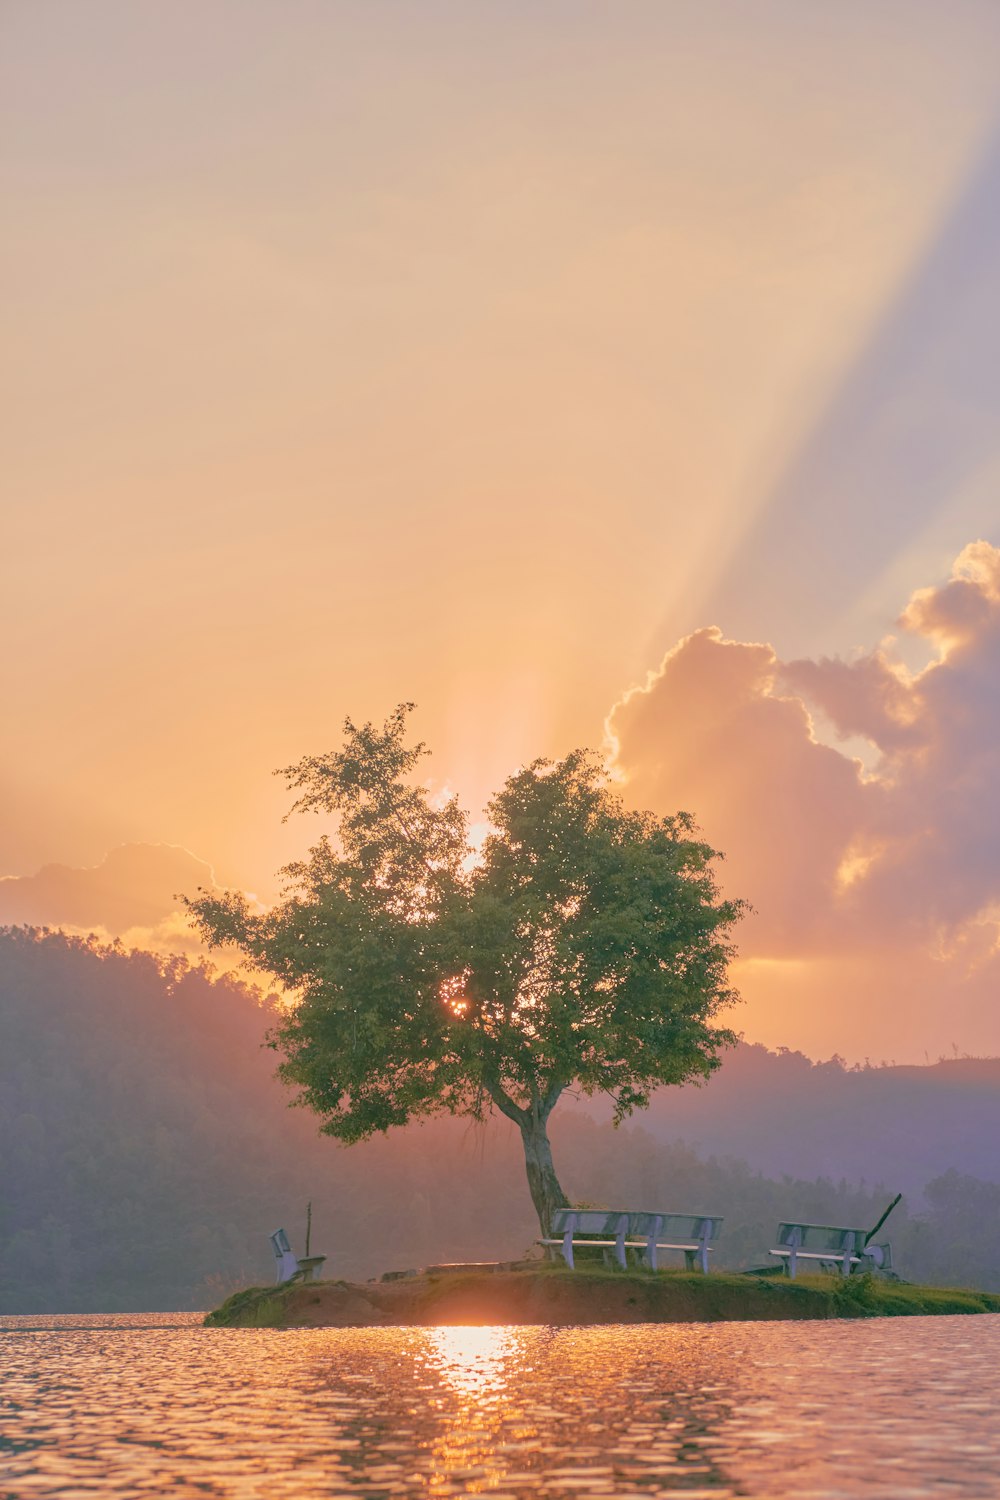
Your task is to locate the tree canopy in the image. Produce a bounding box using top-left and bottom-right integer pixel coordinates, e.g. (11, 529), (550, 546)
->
(188, 705), (748, 1236)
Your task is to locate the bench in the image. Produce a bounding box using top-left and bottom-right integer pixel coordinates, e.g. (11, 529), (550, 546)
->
(769, 1221), (892, 1279)
(541, 1209), (723, 1273)
(270, 1227), (327, 1285)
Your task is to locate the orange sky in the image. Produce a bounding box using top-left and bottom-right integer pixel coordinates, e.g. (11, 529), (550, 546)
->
(4, 2), (1000, 1061)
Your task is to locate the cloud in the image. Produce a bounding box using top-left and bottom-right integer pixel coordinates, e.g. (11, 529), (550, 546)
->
(607, 626), (873, 953)
(783, 541), (1000, 937)
(0, 843), (219, 935)
(607, 542), (1000, 1058)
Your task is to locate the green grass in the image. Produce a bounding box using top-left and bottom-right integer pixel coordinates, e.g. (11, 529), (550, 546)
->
(205, 1276), (359, 1327)
(204, 1266), (1000, 1327)
(509, 1263), (1000, 1315)
(203, 1284), (294, 1327)
(824, 1273), (1000, 1317)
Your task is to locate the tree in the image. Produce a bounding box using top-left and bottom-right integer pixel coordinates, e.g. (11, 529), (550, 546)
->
(187, 705), (747, 1239)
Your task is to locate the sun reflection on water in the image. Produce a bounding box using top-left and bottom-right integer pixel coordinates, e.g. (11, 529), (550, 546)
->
(413, 1324), (745, 1495)
(417, 1325), (532, 1493)
(3, 1315), (1000, 1496)
(423, 1324), (517, 1397)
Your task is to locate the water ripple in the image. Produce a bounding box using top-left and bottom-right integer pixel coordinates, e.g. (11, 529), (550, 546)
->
(1, 1313), (999, 1496)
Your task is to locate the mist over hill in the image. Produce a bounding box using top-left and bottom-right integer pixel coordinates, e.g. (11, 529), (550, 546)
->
(2, 929), (998, 1312)
(639, 1043), (1000, 1192)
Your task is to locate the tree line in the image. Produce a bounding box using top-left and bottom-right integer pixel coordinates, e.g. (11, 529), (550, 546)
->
(2, 929), (998, 1312)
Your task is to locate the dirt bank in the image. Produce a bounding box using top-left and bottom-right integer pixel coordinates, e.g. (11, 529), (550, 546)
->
(205, 1267), (1000, 1328)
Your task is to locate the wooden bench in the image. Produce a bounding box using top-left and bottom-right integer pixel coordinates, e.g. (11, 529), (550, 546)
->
(541, 1209), (723, 1274)
(769, 1221), (892, 1279)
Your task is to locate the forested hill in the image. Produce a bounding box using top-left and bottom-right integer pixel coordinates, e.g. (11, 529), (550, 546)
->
(2, 928), (999, 1312)
(641, 1043), (1000, 1192)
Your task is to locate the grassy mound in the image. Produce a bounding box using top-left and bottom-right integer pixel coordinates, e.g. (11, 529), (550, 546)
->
(204, 1265), (1000, 1329)
(204, 1284), (295, 1328)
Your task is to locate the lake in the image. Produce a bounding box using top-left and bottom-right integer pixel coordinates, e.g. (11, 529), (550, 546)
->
(2, 1313), (999, 1496)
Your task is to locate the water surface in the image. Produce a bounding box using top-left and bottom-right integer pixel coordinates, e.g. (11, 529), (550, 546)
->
(2, 1312), (999, 1497)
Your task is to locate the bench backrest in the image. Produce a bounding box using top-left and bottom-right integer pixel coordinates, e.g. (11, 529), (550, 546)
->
(270, 1227), (299, 1283)
(551, 1210), (626, 1237)
(628, 1212), (723, 1242)
(552, 1209), (722, 1241)
(776, 1222), (868, 1253)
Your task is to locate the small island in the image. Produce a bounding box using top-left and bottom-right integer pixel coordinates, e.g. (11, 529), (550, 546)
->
(205, 1264), (1000, 1329)
(193, 714), (1000, 1339)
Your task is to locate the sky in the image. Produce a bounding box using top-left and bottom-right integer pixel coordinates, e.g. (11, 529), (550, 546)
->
(3, 1), (1000, 1062)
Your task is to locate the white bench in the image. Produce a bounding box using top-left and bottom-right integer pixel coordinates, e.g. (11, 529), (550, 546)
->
(270, 1227), (327, 1285)
(769, 1221), (892, 1279)
(541, 1209), (723, 1274)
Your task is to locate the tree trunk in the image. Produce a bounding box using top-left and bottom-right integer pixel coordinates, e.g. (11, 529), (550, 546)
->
(519, 1114), (569, 1242)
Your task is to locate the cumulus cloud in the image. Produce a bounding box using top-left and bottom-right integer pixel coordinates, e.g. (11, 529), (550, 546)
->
(607, 542), (1000, 1058)
(783, 541), (1000, 938)
(0, 843), (219, 936)
(607, 626), (874, 953)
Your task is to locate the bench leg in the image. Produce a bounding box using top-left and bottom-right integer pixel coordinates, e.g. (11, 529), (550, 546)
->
(562, 1229), (575, 1270)
(684, 1250), (696, 1272)
(841, 1232), (857, 1276)
(646, 1217), (663, 1274)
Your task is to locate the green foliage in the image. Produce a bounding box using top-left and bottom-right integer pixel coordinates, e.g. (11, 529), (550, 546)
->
(187, 707), (747, 1232)
(893, 1169), (1000, 1295)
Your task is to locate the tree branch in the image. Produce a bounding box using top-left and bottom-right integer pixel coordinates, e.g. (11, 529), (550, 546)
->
(483, 1077), (528, 1127)
(541, 1078), (566, 1119)
(386, 799), (440, 884)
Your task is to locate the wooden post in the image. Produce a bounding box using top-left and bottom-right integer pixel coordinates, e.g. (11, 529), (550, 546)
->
(305, 1201), (312, 1259)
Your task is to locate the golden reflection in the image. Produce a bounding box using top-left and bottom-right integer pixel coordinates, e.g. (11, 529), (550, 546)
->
(21, 1319), (981, 1498)
(423, 1325), (515, 1397)
(419, 1325), (532, 1494)
(412, 1325), (745, 1495)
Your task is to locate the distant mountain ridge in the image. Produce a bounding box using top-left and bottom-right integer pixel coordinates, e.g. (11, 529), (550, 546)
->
(639, 1045), (1000, 1193)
